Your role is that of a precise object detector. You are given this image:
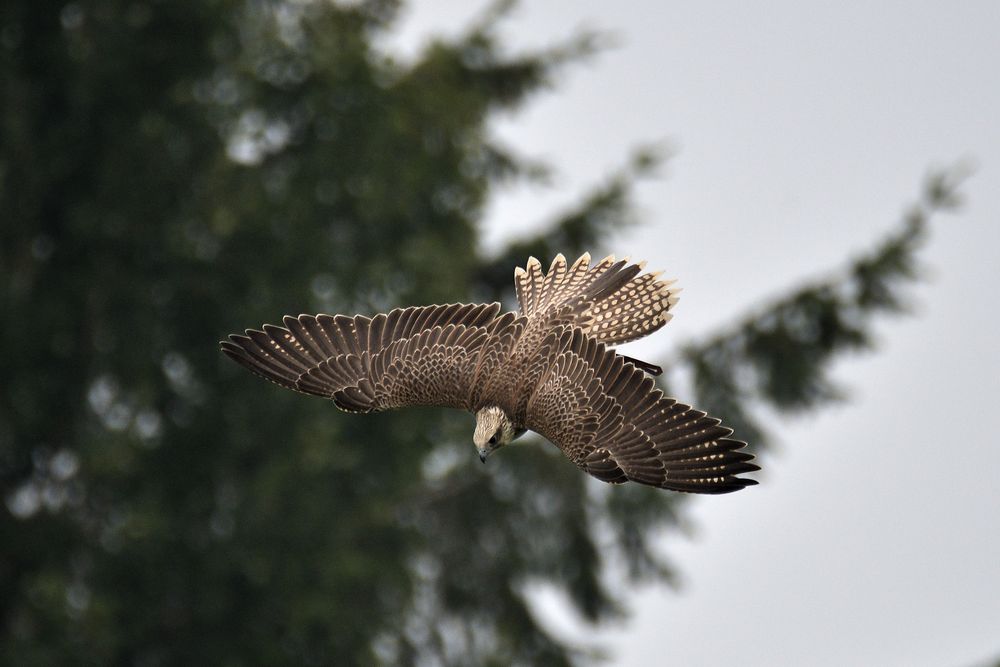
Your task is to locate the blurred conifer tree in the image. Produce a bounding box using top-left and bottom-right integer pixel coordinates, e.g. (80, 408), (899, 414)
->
(0, 0), (963, 664)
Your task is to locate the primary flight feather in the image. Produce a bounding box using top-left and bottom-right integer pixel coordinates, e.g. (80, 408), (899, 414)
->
(221, 253), (759, 494)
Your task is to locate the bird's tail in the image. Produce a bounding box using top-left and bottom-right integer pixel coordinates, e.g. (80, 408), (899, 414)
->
(514, 253), (680, 348)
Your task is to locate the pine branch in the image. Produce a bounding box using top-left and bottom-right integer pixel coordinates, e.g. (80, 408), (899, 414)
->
(682, 164), (971, 449)
(475, 146), (665, 299)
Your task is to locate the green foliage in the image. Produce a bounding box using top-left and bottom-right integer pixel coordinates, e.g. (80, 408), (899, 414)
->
(475, 146), (664, 302)
(0, 0), (962, 664)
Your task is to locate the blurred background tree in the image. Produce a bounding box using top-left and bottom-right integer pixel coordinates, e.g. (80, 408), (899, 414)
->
(0, 0), (963, 664)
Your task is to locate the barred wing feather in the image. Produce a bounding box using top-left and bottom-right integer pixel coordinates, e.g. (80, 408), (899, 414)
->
(221, 303), (501, 413)
(526, 328), (759, 494)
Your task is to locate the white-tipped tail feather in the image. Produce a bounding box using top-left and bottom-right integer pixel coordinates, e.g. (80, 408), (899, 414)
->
(514, 253), (680, 347)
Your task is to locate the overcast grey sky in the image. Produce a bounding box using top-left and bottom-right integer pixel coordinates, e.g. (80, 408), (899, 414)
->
(388, 2), (1000, 665)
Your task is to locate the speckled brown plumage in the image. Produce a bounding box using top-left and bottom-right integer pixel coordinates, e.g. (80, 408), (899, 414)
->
(221, 253), (758, 494)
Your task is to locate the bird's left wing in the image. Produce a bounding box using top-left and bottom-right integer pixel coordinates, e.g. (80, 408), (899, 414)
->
(525, 327), (759, 494)
(221, 302), (502, 413)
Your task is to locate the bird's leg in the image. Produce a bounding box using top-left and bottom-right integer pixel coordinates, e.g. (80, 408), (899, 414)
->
(618, 355), (662, 376)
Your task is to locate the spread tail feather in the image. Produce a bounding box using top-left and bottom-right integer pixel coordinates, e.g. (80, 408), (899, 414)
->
(514, 252), (680, 346)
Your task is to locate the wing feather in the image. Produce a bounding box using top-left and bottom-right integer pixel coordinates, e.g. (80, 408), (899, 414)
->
(468, 311), (525, 409)
(261, 323), (314, 368)
(368, 312), (387, 353)
(222, 303), (502, 413)
(526, 328), (758, 494)
(281, 316), (329, 362)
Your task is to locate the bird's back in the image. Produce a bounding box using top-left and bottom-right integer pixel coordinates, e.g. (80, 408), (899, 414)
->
(476, 253), (680, 421)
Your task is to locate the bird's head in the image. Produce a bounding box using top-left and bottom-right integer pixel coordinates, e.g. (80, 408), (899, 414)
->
(473, 406), (519, 463)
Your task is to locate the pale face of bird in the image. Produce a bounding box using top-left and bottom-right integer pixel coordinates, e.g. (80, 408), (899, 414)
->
(473, 406), (517, 463)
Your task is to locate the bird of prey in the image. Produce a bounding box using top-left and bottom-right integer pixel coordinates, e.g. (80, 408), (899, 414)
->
(221, 253), (758, 493)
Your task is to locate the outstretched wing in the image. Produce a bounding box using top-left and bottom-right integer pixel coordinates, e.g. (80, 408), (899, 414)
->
(525, 328), (758, 494)
(221, 303), (502, 413)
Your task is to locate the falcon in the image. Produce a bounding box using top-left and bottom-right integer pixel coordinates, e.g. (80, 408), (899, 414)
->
(221, 253), (759, 493)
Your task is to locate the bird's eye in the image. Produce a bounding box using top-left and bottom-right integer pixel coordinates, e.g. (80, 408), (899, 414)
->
(488, 435), (497, 445)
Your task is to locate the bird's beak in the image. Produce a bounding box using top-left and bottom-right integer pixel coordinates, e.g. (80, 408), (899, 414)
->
(478, 449), (488, 463)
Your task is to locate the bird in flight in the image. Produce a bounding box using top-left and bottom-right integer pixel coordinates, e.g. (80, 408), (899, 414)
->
(221, 253), (758, 493)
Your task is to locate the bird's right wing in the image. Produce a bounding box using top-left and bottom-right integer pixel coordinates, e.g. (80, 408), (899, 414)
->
(221, 302), (505, 413)
(525, 327), (758, 494)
